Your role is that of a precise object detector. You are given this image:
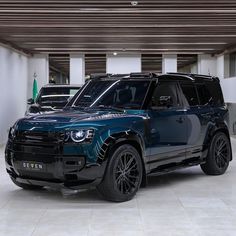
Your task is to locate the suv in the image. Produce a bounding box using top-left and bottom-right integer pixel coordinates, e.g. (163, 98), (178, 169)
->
(5, 72), (232, 202)
(26, 84), (81, 115)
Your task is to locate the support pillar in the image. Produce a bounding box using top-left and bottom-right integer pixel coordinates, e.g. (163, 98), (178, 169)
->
(216, 54), (229, 79)
(197, 54), (216, 76)
(70, 54), (85, 85)
(162, 54), (177, 74)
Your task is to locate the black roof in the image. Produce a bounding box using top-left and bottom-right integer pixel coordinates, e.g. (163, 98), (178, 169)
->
(89, 72), (158, 80)
(89, 72), (219, 83)
(164, 72), (220, 82)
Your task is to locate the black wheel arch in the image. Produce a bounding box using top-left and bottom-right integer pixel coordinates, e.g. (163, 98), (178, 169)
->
(97, 130), (147, 187)
(204, 121), (232, 161)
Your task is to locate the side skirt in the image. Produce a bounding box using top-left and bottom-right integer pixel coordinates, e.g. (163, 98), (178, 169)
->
(147, 157), (206, 176)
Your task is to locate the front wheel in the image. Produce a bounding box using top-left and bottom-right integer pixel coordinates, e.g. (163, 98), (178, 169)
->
(97, 144), (143, 202)
(201, 132), (231, 175)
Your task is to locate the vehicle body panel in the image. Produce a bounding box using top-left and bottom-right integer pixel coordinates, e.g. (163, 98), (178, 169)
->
(5, 73), (232, 190)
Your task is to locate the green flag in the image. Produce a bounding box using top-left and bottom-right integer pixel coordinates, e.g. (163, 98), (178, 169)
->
(32, 79), (38, 101)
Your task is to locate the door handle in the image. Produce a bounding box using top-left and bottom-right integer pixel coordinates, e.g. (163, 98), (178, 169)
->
(176, 117), (184, 123)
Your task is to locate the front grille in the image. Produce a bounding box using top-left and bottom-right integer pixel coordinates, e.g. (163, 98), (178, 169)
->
(12, 130), (64, 155)
(6, 130), (68, 182)
(16, 130), (64, 144)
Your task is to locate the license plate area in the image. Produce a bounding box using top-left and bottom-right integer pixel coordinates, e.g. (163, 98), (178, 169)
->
(22, 162), (46, 172)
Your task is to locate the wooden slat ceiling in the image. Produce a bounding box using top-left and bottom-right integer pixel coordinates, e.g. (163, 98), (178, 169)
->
(49, 54), (70, 76)
(85, 54), (106, 75)
(142, 54), (197, 73)
(0, 0), (236, 56)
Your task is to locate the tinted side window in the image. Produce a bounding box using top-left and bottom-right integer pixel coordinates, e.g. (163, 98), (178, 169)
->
(196, 84), (212, 105)
(205, 81), (224, 106)
(151, 82), (179, 107)
(180, 83), (198, 106)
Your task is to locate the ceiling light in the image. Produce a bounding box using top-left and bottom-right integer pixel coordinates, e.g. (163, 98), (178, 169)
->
(131, 1), (138, 6)
(113, 52), (118, 56)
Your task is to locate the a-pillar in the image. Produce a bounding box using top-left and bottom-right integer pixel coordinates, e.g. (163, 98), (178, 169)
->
(106, 54), (141, 74)
(197, 54), (217, 76)
(70, 54), (85, 86)
(162, 54), (177, 74)
(28, 54), (49, 98)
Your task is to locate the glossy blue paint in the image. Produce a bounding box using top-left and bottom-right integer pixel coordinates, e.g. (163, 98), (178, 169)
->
(5, 73), (231, 193)
(14, 109), (149, 165)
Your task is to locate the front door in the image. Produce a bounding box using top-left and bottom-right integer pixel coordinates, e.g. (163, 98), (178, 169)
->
(147, 82), (188, 170)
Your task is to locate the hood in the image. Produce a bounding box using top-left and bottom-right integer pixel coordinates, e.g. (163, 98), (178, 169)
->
(17, 109), (146, 132)
(25, 109), (126, 123)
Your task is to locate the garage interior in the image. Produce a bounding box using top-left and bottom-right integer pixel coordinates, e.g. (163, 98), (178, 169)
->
(1, 1), (236, 235)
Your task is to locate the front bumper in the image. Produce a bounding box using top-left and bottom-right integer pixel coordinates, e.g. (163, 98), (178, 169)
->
(5, 138), (106, 190)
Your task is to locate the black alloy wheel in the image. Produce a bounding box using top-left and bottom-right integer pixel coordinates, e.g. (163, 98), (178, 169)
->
(214, 136), (230, 169)
(115, 151), (140, 195)
(201, 132), (231, 175)
(97, 144), (143, 202)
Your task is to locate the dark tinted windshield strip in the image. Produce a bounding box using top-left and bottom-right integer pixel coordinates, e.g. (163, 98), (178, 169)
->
(90, 80), (120, 107)
(71, 80), (91, 107)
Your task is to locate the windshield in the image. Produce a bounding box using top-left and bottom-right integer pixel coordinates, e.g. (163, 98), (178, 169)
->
(72, 80), (151, 109)
(37, 87), (80, 108)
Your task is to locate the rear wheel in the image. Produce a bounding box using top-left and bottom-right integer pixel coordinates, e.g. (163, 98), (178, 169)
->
(201, 132), (231, 175)
(97, 144), (143, 202)
(10, 177), (43, 190)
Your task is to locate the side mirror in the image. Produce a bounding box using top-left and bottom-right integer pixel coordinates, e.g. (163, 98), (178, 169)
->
(27, 98), (34, 105)
(28, 104), (41, 114)
(158, 96), (173, 108)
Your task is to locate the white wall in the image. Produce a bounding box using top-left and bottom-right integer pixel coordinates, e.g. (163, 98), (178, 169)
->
(28, 54), (49, 98)
(106, 54), (141, 74)
(198, 54), (217, 76)
(0, 46), (28, 145)
(162, 54), (177, 73)
(220, 77), (236, 103)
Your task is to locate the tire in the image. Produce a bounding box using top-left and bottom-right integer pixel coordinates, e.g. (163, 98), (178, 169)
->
(97, 144), (143, 202)
(201, 132), (231, 175)
(10, 177), (43, 190)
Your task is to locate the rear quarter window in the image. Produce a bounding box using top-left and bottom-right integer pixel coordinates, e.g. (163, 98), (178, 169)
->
(179, 83), (199, 106)
(196, 84), (212, 106)
(205, 81), (224, 106)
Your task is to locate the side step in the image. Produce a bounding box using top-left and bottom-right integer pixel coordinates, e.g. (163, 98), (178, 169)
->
(148, 158), (205, 176)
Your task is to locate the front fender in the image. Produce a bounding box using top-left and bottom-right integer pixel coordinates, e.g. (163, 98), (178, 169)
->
(96, 128), (145, 165)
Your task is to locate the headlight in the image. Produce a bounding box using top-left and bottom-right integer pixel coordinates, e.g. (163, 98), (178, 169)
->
(65, 129), (94, 143)
(71, 130), (86, 142)
(9, 126), (16, 139)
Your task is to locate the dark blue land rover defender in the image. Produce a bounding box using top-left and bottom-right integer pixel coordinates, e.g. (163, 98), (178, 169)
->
(5, 72), (232, 202)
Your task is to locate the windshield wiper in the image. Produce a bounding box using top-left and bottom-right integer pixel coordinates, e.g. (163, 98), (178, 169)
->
(86, 105), (124, 112)
(65, 105), (86, 111)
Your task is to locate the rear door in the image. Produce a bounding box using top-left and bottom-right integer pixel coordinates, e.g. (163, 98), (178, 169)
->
(179, 82), (213, 160)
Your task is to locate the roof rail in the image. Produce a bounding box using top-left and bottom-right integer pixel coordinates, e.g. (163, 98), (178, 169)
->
(89, 73), (111, 80)
(167, 72), (218, 80)
(130, 72), (158, 78)
(164, 73), (194, 80)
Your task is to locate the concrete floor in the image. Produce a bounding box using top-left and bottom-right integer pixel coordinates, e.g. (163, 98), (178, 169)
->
(1, 139), (236, 236)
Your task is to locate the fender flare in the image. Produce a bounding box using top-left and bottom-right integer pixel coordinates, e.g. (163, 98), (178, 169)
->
(96, 129), (147, 186)
(203, 121), (232, 160)
(96, 129), (145, 163)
